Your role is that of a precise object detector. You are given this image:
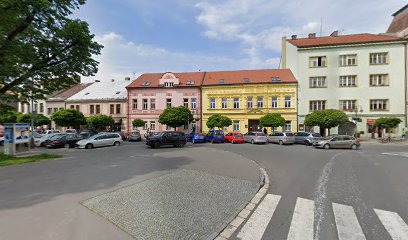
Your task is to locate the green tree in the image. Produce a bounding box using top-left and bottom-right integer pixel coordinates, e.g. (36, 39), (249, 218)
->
(259, 113), (286, 133)
(19, 113), (51, 126)
(0, 0), (103, 102)
(375, 117), (402, 138)
(206, 114), (232, 130)
(132, 118), (145, 129)
(304, 109), (349, 136)
(86, 115), (114, 132)
(51, 109), (86, 128)
(0, 104), (18, 124)
(158, 106), (193, 130)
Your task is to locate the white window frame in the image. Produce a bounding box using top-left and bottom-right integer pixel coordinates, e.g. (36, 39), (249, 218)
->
(339, 100), (356, 111)
(272, 97), (278, 108)
(233, 120), (240, 131)
(233, 98), (240, 109)
(150, 98), (156, 110)
(309, 100), (326, 112)
(142, 99), (148, 110)
(309, 56), (327, 68)
(183, 98), (189, 108)
(247, 97), (253, 109)
(284, 96), (291, 108)
(166, 98), (172, 108)
(191, 98), (197, 109)
(257, 97), (264, 108)
(309, 76), (327, 88)
(132, 99), (138, 110)
(339, 75), (357, 87)
(284, 121), (292, 132)
(339, 54), (357, 66)
(370, 74), (389, 86)
(150, 121), (156, 130)
(370, 52), (388, 65)
(221, 98), (228, 109)
(370, 99), (388, 111)
(210, 98), (216, 109)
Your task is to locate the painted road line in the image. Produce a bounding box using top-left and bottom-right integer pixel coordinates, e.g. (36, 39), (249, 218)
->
(332, 203), (366, 240)
(287, 197), (314, 240)
(237, 194), (281, 240)
(375, 208), (408, 240)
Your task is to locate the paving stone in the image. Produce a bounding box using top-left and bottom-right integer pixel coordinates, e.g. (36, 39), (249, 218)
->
(82, 169), (258, 240)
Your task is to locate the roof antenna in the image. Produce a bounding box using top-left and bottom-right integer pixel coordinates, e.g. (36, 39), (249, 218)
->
(320, 16), (323, 37)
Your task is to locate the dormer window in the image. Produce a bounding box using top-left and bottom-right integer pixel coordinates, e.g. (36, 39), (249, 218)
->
(164, 82), (174, 87)
(115, 91), (121, 94)
(219, 79), (225, 84)
(141, 81), (151, 86)
(243, 78), (251, 83)
(85, 92), (90, 95)
(186, 81), (195, 85)
(271, 77), (280, 82)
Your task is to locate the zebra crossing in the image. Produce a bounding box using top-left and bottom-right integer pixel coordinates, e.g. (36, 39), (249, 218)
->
(236, 194), (408, 240)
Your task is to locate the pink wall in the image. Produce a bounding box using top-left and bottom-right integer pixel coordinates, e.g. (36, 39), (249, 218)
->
(128, 87), (201, 134)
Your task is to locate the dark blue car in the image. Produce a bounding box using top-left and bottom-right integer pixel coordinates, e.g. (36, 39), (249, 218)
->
(186, 132), (207, 144)
(205, 130), (225, 143)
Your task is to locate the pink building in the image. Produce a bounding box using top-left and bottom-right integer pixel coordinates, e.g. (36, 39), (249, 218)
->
(127, 72), (204, 135)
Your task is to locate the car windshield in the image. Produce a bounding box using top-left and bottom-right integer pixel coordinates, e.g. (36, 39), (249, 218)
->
(257, 133), (266, 136)
(197, 133), (205, 137)
(285, 133), (294, 136)
(50, 134), (65, 140)
(322, 136), (334, 140)
(312, 133), (322, 137)
(235, 134), (243, 137)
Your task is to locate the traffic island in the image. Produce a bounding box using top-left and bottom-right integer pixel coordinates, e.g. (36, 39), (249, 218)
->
(0, 153), (62, 167)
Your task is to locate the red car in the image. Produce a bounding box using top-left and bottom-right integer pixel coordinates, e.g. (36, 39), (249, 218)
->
(224, 132), (245, 144)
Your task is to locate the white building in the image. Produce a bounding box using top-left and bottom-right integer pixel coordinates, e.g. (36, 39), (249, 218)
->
(282, 32), (407, 137)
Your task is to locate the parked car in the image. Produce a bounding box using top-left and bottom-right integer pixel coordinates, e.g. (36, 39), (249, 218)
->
(294, 132), (322, 145)
(35, 133), (60, 147)
(65, 129), (77, 134)
(76, 133), (123, 149)
(268, 132), (295, 145)
(313, 135), (360, 150)
(186, 132), (206, 143)
(146, 131), (186, 148)
(44, 130), (60, 135)
(205, 130), (225, 143)
(114, 131), (127, 141)
(45, 134), (83, 148)
(244, 131), (268, 144)
(128, 131), (142, 141)
(79, 131), (92, 139)
(224, 132), (245, 144)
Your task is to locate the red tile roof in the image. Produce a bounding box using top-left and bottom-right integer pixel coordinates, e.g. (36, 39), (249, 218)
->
(202, 69), (297, 86)
(288, 33), (403, 48)
(127, 72), (206, 88)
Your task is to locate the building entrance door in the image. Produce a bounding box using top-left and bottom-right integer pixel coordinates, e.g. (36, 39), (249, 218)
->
(248, 120), (261, 132)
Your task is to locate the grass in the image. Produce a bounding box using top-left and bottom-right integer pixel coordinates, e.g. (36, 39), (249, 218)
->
(0, 153), (62, 167)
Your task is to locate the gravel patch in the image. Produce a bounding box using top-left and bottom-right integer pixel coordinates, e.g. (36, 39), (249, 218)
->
(82, 169), (259, 240)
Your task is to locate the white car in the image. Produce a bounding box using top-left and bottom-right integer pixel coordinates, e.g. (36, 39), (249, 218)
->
(34, 133), (60, 147)
(76, 133), (123, 149)
(65, 129), (77, 134)
(44, 130), (60, 135)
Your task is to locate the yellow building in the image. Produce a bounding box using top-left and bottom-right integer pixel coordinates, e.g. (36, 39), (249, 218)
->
(201, 69), (298, 133)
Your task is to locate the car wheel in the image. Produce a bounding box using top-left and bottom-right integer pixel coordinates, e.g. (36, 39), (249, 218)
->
(64, 143), (70, 149)
(304, 140), (310, 146)
(86, 143), (93, 149)
(251, 139), (254, 144)
(114, 141), (120, 146)
(351, 144), (358, 150)
(154, 142), (160, 148)
(181, 141), (186, 147)
(323, 144), (330, 150)
(279, 140), (283, 145)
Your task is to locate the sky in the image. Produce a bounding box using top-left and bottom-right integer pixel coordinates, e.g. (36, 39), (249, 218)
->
(74, 0), (406, 82)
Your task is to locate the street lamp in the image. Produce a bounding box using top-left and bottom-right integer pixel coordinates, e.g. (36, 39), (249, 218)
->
(353, 105), (363, 137)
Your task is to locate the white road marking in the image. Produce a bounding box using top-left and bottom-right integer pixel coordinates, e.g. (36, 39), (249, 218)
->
(332, 203), (366, 240)
(287, 197), (314, 240)
(382, 152), (408, 158)
(375, 208), (408, 240)
(237, 194), (281, 240)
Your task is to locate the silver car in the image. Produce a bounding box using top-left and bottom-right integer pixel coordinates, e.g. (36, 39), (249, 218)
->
(268, 132), (295, 145)
(76, 133), (123, 149)
(294, 132), (322, 145)
(244, 131), (268, 144)
(34, 133), (60, 147)
(314, 135), (360, 150)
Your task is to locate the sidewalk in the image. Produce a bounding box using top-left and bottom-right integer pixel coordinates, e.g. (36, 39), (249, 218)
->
(359, 137), (408, 145)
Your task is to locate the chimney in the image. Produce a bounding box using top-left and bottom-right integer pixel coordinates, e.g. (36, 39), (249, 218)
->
(291, 35), (297, 40)
(125, 77), (131, 81)
(95, 80), (101, 82)
(308, 33), (316, 39)
(111, 79), (115, 82)
(330, 30), (339, 37)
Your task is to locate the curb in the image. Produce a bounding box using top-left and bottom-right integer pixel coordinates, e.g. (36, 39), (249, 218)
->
(215, 167), (270, 240)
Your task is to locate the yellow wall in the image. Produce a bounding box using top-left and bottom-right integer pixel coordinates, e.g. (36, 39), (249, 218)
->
(201, 83), (298, 133)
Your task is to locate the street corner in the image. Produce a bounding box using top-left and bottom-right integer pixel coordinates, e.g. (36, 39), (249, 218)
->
(81, 169), (259, 239)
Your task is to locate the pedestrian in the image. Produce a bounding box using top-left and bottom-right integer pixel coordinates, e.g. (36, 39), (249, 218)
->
(263, 128), (267, 135)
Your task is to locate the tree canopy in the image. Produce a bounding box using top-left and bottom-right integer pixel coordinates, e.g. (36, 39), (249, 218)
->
(18, 113), (50, 126)
(86, 115), (114, 131)
(51, 108), (86, 128)
(259, 113), (286, 131)
(0, 0), (103, 102)
(158, 106), (193, 130)
(305, 109), (349, 134)
(132, 119), (145, 129)
(0, 104), (18, 124)
(206, 114), (232, 129)
(374, 117), (402, 130)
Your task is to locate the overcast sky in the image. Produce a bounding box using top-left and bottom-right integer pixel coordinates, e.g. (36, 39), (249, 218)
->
(75, 0), (406, 82)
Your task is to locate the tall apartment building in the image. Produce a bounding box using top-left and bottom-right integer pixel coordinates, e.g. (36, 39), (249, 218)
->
(282, 33), (406, 137)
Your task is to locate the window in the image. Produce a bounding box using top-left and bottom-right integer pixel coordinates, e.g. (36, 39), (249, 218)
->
(39, 103), (44, 113)
(370, 52), (388, 65)
(70, 105), (75, 109)
(53, 107), (58, 113)
(247, 97), (253, 109)
(141, 81), (151, 86)
(132, 99), (138, 110)
(257, 97), (264, 108)
(285, 96), (291, 108)
(164, 82), (174, 87)
(370, 74), (389, 86)
(183, 98), (189, 107)
(370, 99), (388, 111)
(96, 105), (101, 114)
(309, 100), (326, 112)
(191, 98), (197, 109)
(90, 105), (94, 114)
(309, 56), (327, 67)
(271, 77), (280, 82)
(110, 104), (114, 114)
(116, 104), (121, 114)
(166, 98), (172, 108)
(150, 99), (156, 110)
(76, 105), (80, 111)
(339, 75), (357, 87)
(222, 98), (228, 109)
(234, 98), (240, 109)
(210, 98), (216, 109)
(243, 78), (251, 83)
(272, 97), (278, 108)
(219, 79), (225, 84)
(143, 121), (148, 130)
(150, 121), (156, 130)
(47, 108), (52, 115)
(339, 54), (357, 66)
(143, 99), (148, 110)
(339, 100), (356, 111)
(309, 77), (327, 88)
(284, 121), (292, 132)
(186, 81), (195, 85)
(232, 121), (240, 131)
